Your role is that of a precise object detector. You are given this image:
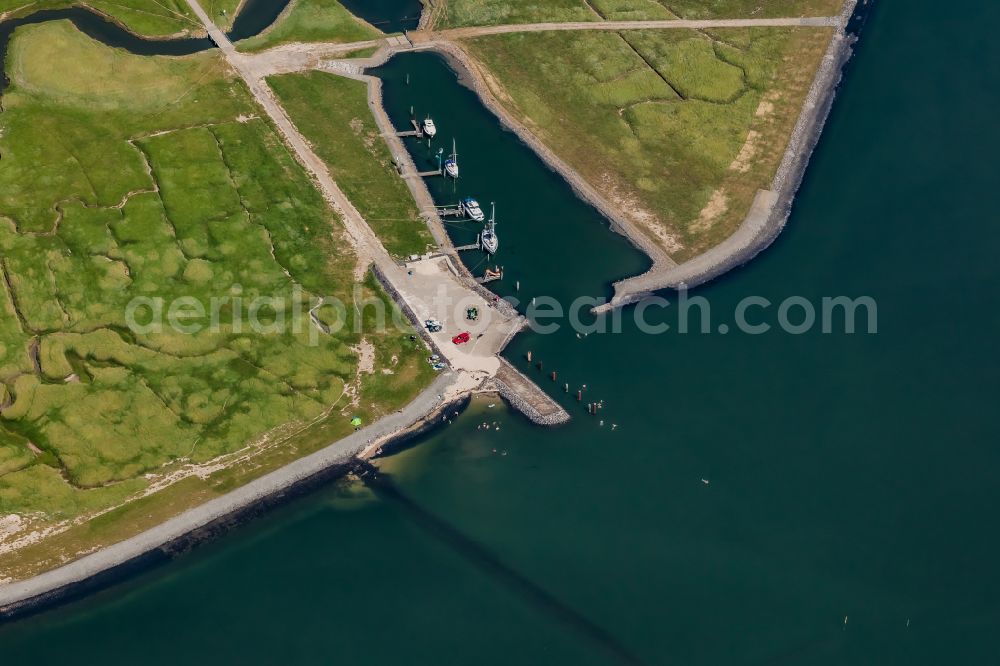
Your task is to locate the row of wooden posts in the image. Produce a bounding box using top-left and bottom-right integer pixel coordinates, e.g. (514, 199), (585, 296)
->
(525, 350), (603, 415)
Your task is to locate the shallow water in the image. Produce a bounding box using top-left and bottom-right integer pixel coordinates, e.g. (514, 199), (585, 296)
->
(4, 1), (1000, 663)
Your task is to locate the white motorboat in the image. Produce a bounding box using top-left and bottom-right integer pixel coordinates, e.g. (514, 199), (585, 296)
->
(461, 197), (484, 221)
(422, 116), (437, 138)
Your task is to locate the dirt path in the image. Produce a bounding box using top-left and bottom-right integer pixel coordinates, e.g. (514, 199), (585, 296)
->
(411, 16), (839, 42)
(239, 15), (841, 77)
(237, 38), (384, 76)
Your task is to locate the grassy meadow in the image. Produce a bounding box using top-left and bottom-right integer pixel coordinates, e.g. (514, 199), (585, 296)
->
(432, 0), (597, 29)
(462, 27), (832, 259)
(0, 21), (432, 575)
(269, 71), (433, 258)
(0, 0), (227, 36)
(431, 0), (844, 27)
(236, 0), (381, 52)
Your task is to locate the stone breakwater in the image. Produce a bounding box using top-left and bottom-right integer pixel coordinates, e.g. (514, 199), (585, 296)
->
(594, 0), (862, 311)
(0, 370), (459, 619)
(479, 359), (570, 426)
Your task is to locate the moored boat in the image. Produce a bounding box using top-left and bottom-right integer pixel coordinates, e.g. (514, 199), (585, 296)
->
(444, 139), (459, 178)
(481, 202), (498, 255)
(422, 116), (436, 138)
(461, 197), (484, 221)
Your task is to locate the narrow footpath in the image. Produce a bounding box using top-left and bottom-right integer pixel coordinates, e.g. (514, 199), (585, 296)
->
(240, 16), (841, 76)
(413, 16), (839, 41)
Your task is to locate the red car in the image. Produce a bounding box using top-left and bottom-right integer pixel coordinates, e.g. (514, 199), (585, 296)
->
(452, 331), (471, 345)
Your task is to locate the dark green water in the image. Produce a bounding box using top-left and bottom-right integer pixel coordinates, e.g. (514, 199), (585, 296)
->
(4, 1), (1000, 663)
(372, 51), (652, 305)
(228, 0), (294, 41)
(339, 0), (423, 33)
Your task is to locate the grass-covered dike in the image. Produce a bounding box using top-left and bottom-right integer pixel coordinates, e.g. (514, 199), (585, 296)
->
(235, 0), (381, 53)
(461, 25), (833, 260)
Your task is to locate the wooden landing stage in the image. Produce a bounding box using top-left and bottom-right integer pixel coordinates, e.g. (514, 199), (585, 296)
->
(397, 119), (425, 139)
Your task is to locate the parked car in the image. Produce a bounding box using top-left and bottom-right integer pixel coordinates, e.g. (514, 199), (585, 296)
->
(452, 331), (470, 345)
(424, 318), (442, 332)
(432, 363), (447, 371)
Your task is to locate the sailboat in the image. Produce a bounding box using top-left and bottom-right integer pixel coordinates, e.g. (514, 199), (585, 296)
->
(444, 139), (459, 178)
(480, 202), (498, 255)
(422, 116), (437, 138)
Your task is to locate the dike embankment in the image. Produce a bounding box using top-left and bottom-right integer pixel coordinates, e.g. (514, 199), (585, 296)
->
(0, 369), (463, 621)
(593, 0), (862, 311)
